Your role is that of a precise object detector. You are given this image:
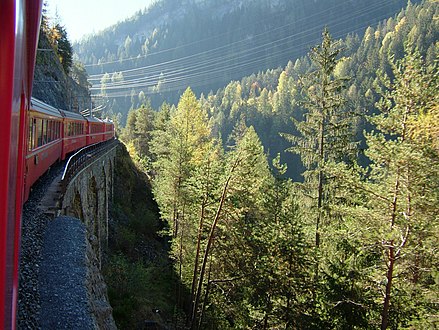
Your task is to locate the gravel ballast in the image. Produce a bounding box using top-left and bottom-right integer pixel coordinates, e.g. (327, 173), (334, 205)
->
(39, 216), (95, 329)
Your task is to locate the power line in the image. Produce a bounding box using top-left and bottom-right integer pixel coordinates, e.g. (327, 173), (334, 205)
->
(88, 0), (391, 80)
(86, 1), (406, 97)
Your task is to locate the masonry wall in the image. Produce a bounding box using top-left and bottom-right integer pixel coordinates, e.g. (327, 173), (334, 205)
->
(60, 147), (117, 329)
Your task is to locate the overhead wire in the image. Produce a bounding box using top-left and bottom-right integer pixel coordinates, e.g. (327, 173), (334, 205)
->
(87, 0), (391, 81)
(84, 0), (360, 69)
(91, 7), (391, 92)
(88, 1), (402, 97)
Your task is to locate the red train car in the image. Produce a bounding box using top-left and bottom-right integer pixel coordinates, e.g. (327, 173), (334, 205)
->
(104, 120), (115, 141)
(86, 116), (105, 145)
(1, 2), (115, 326)
(60, 109), (87, 160)
(0, 0), (43, 328)
(24, 98), (63, 201)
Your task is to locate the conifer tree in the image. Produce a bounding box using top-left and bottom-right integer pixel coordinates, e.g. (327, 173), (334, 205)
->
(151, 88), (212, 312)
(366, 49), (438, 329)
(191, 126), (273, 329)
(334, 48), (439, 329)
(282, 28), (357, 248)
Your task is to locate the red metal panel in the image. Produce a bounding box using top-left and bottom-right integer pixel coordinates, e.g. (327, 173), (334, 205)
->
(25, 0), (43, 99)
(0, 0), (42, 328)
(61, 119), (87, 159)
(0, 1), (19, 327)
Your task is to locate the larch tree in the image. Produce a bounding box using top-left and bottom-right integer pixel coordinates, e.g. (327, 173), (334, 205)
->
(191, 126), (273, 329)
(151, 88), (212, 311)
(334, 49), (439, 329)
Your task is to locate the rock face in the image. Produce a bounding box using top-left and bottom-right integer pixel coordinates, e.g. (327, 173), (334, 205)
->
(33, 31), (90, 112)
(86, 233), (116, 329)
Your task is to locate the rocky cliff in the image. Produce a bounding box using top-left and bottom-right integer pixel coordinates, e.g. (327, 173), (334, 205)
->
(33, 32), (91, 113)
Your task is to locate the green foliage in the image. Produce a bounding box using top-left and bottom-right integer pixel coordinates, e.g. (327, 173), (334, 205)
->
(75, 0), (417, 116)
(106, 145), (180, 327)
(70, 61), (91, 89)
(105, 254), (175, 329)
(112, 3), (438, 328)
(45, 22), (73, 74)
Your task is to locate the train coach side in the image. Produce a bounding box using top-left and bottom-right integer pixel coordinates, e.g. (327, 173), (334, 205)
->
(103, 120), (115, 141)
(86, 116), (105, 145)
(24, 98), (63, 201)
(0, 0), (43, 328)
(60, 109), (87, 160)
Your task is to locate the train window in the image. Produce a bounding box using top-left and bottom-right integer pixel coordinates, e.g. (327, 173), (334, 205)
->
(36, 119), (42, 147)
(47, 121), (52, 142)
(28, 118), (35, 150)
(42, 120), (47, 145)
(52, 121), (55, 141)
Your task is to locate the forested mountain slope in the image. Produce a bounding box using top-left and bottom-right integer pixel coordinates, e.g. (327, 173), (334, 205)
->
(115, 1), (438, 328)
(74, 0), (421, 118)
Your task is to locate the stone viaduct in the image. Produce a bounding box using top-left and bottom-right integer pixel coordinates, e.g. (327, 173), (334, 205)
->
(60, 143), (116, 268)
(38, 139), (119, 329)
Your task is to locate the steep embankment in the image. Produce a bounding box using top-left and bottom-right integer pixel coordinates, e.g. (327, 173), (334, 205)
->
(106, 144), (178, 329)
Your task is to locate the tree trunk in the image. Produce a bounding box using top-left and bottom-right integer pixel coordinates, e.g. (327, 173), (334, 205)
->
(191, 157), (240, 328)
(198, 255), (213, 330)
(189, 200), (206, 323)
(190, 161), (211, 313)
(381, 244), (395, 330)
(381, 168), (401, 329)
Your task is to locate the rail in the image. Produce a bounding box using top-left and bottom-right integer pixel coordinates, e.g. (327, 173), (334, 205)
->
(61, 138), (118, 192)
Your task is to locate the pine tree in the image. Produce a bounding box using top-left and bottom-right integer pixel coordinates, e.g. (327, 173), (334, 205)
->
(367, 49), (438, 329)
(335, 49), (439, 329)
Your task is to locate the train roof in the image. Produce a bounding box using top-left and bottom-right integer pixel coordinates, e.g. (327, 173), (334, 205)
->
(85, 116), (103, 123)
(30, 97), (62, 118)
(59, 109), (86, 121)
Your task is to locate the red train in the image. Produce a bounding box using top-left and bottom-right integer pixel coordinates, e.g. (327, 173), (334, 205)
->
(0, 1), (114, 328)
(25, 98), (114, 201)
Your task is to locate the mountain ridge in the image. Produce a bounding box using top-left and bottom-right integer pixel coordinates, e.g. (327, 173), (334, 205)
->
(74, 0), (423, 117)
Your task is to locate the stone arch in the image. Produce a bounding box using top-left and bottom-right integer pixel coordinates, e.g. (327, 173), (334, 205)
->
(71, 190), (84, 220)
(107, 159), (113, 203)
(87, 176), (98, 235)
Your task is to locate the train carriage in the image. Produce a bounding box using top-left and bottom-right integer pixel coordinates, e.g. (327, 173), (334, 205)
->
(24, 98), (63, 200)
(103, 119), (115, 141)
(60, 109), (87, 159)
(0, 0), (43, 328)
(86, 116), (105, 145)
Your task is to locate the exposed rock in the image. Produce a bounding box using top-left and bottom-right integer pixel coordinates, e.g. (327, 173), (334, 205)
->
(33, 31), (90, 112)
